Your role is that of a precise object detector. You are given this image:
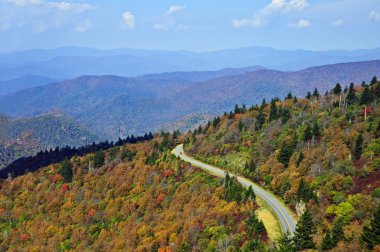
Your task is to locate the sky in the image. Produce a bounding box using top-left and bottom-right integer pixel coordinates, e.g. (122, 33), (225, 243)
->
(0, 0), (379, 53)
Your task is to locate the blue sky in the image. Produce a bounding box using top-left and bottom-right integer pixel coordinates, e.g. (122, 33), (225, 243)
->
(0, 0), (379, 53)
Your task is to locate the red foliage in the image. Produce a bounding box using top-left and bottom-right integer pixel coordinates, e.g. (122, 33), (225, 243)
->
(360, 106), (373, 117)
(20, 233), (30, 241)
(87, 209), (96, 218)
(164, 169), (173, 178)
(156, 193), (165, 205)
(53, 174), (63, 183)
(61, 183), (69, 192)
(350, 170), (380, 195)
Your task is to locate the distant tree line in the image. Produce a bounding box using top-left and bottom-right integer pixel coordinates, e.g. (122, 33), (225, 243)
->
(0, 133), (154, 179)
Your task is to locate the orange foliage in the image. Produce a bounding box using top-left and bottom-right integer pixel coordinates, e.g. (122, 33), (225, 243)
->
(87, 209), (96, 218)
(164, 169), (173, 178)
(156, 193), (165, 204)
(53, 174), (62, 183)
(61, 183), (69, 192)
(20, 234), (30, 241)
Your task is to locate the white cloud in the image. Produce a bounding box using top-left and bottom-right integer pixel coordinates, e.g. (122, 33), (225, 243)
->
(74, 19), (91, 32)
(232, 0), (309, 28)
(4, 0), (93, 12)
(3, 0), (42, 6)
(1, 0), (94, 32)
(47, 2), (93, 13)
(166, 5), (186, 15)
(369, 11), (380, 22)
(154, 5), (188, 31)
(288, 18), (310, 28)
(121, 11), (135, 29)
(332, 19), (344, 26)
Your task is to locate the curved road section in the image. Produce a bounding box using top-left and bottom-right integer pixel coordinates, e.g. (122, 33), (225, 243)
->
(172, 144), (296, 235)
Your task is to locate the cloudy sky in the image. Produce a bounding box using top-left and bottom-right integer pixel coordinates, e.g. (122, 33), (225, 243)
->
(0, 0), (379, 52)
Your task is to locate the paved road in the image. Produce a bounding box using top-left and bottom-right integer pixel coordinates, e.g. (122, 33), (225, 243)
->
(172, 144), (296, 235)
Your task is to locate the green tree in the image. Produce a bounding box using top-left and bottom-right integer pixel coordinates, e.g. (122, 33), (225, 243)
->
(370, 76), (378, 86)
(278, 142), (294, 168)
(256, 108), (265, 130)
(346, 83), (357, 105)
(321, 218), (345, 250)
(269, 99), (278, 122)
(354, 133), (363, 160)
(361, 202), (380, 250)
(313, 88), (320, 98)
(312, 121), (320, 138)
(333, 83), (342, 94)
(360, 86), (373, 105)
(293, 210), (316, 251)
(286, 92), (293, 99)
(93, 150), (105, 168)
(59, 158), (73, 182)
(303, 125), (313, 142)
(306, 92), (312, 99)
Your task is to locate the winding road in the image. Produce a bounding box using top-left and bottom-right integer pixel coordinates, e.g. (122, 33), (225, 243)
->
(172, 144), (296, 235)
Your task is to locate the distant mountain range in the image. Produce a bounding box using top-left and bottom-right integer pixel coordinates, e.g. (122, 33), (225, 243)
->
(0, 60), (379, 139)
(0, 112), (100, 169)
(0, 75), (57, 95)
(0, 46), (379, 80)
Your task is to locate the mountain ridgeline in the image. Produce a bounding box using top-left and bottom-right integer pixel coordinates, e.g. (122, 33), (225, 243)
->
(0, 60), (379, 140)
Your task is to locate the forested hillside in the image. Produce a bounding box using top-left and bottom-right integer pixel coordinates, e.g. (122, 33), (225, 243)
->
(0, 112), (100, 170)
(0, 135), (269, 251)
(185, 77), (380, 251)
(1, 77), (380, 251)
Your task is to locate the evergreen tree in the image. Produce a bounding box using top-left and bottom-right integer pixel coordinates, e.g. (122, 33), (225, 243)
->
(370, 76), (378, 86)
(306, 92), (312, 99)
(93, 150), (105, 168)
(313, 88), (320, 98)
(354, 133), (363, 160)
(312, 121), (320, 138)
(269, 99), (278, 121)
(346, 83), (357, 105)
(256, 108), (265, 130)
(296, 151), (304, 167)
(303, 125), (313, 142)
(361, 202), (380, 250)
(286, 92), (293, 99)
(278, 142), (294, 168)
(59, 158), (73, 182)
(293, 96), (298, 103)
(234, 104), (240, 114)
(375, 82), (380, 100)
(321, 217), (345, 250)
(297, 178), (315, 203)
(244, 185), (256, 201)
(333, 83), (342, 94)
(278, 232), (294, 252)
(321, 229), (334, 251)
(238, 120), (244, 132)
(293, 210), (316, 251)
(360, 86), (373, 105)
(281, 108), (291, 124)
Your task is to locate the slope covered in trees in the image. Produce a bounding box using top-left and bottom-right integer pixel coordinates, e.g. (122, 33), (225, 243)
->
(0, 112), (100, 170)
(185, 77), (380, 251)
(0, 134), (269, 251)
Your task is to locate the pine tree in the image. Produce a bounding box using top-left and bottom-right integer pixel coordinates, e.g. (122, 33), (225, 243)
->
(312, 121), (320, 138)
(360, 86), (373, 105)
(269, 99), (278, 121)
(278, 232), (294, 252)
(370, 76), (378, 86)
(93, 150), (105, 168)
(361, 202), (380, 250)
(321, 229), (334, 251)
(346, 83), (357, 106)
(286, 92), (293, 99)
(303, 125), (313, 142)
(313, 88), (320, 98)
(256, 108), (265, 130)
(244, 185), (256, 201)
(333, 83), (342, 94)
(293, 210), (316, 251)
(59, 158), (73, 182)
(293, 96), (298, 103)
(306, 92), (312, 99)
(354, 133), (363, 160)
(278, 143), (294, 168)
